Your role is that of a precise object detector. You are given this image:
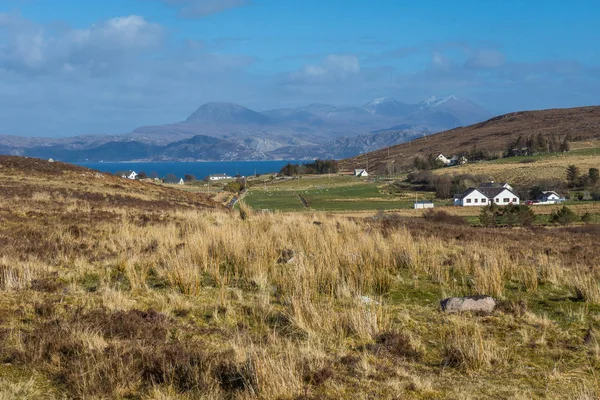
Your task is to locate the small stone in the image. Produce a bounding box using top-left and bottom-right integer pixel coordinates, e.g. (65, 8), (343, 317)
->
(277, 249), (296, 264)
(440, 295), (496, 313)
(358, 295), (380, 305)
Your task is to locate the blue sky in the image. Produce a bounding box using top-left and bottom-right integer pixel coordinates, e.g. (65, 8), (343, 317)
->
(0, 0), (599, 137)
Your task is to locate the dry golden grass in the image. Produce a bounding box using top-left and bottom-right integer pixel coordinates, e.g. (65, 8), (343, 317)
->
(433, 153), (600, 186)
(0, 156), (599, 399)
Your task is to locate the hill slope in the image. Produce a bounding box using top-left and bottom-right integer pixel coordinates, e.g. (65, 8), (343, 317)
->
(341, 106), (600, 172)
(0, 156), (222, 210)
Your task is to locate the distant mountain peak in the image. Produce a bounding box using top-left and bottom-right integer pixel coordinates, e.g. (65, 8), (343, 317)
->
(362, 97), (414, 117)
(421, 95), (460, 108)
(186, 102), (271, 125)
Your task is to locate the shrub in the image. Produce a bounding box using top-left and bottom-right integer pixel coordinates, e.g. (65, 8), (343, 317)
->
(423, 210), (467, 225)
(479, 203), (534, 227)
(550, 206), (580, 225)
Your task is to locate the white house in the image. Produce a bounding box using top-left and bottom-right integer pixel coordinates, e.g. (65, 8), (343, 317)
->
(437, 154), (468, 166)
(455, 184), (520, 206)
(118, 170), (137, 180)
(178, 178), (185, 185)
(537, 191), (561, 204)
(209, 173), (233, 181)
(414, 200), (434, 209)
(354, 169), (369, 177)
(436, 154), (451, 165)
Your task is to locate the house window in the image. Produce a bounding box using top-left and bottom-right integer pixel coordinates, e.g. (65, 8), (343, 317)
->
(474, 199), (478, 203)
(466, 199), (471, 204)
(503, 198), (509, 203)
(482, 198), (487, 203)
(495, 198), (499, 203)
(512, 198), (517, 202)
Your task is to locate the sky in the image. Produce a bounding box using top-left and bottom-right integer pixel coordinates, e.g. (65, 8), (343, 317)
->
(0, 0), (599, 137)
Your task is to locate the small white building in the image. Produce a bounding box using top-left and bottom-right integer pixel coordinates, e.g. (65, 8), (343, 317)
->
(354, 169), (369, 177)
(436, 154), (451, 165)
(537, 191), (561, 204)
(454, 184), (520, 207)
(414, 201), (434, 209)
(209, 173), (233, 181)
(118, 170), (138, 180)
(178, 178), (185, 185)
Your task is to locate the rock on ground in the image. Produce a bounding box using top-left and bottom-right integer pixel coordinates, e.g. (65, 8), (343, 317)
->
(440, 295), (496, 313)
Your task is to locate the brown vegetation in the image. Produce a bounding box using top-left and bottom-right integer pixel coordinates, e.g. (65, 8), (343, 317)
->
(0, 157), (599, 398)
(341, 105), (600, 172)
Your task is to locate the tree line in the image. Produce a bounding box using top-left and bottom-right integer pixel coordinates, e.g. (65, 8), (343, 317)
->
(279, 159), (339, 176)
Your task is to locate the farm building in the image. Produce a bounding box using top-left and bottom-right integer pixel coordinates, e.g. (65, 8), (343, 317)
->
(354, 169), (369, 177)
(208, 173), (233, 181)
(454, 183), (519, 206)
(414, 201), (434, 209)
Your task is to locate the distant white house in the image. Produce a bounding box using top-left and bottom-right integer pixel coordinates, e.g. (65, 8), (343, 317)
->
(117, 170), (137, 180)
(354, 169), (369, 177)
(436, 154), (468, 166)
(537, 191), (561, 204)
(454, 182), (520, 206)
(209, 173), (233, 181)
(414, 200), (434, 209)
(178, 178), (185, 185)
(436, 154), (451, 165)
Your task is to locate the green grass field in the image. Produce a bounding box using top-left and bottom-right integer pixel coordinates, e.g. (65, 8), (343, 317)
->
(244, 176), (417, 211)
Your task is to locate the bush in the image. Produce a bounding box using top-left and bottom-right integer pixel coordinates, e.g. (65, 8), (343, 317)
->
(423, 210), (467, 225)
(479, 203), (535, 227)
(224, 181), (242, 193)
(550, 206), (580, 225)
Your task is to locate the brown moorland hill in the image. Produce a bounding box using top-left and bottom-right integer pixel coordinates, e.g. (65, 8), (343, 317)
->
(0, 156), (222, 212)
(340, 105), (600, 172)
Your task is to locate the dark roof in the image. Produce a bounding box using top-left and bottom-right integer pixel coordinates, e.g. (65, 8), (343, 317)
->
(457, 186), (518, 200)
(478, 181), (508, 188)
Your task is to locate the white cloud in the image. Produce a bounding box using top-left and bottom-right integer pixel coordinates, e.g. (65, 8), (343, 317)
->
(289, 54), (360, 83)
(0, 13), (163, 73)
(466, 49), (505, 69)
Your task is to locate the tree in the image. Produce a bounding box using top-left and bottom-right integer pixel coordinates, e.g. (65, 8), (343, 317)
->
(559, 137), (570, 152)
(137, 171), (148, 180)
(164, 173), (179, 184)
(566, 165), (580, 187)
(479, 204), (498, 227)
(588, 168), (599, 187)
(549, 206), (580, 225)
(184, 174), (197, 182)
(149, 171), (159, 179)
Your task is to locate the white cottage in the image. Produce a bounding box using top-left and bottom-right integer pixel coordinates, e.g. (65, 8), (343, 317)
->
(537, 191), (561, 204)
(354, 169), (369, 177)
(436, 154), (451, 166)
(455, 184), (519, 206)
(117, 170), (138, 180)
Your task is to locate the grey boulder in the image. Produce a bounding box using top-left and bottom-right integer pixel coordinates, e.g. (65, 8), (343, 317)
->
(440, 295), (496, 313)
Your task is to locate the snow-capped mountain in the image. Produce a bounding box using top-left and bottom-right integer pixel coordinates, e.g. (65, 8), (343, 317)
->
(362, 97), (417, 118)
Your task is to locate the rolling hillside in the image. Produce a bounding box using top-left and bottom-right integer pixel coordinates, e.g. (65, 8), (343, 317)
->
(341, 106), (600, 172)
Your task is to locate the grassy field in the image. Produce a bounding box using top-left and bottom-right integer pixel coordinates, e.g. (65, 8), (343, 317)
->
(244, 176), (419, 212)
(433, 147), (600, 186)
(1, 156), (600, 398)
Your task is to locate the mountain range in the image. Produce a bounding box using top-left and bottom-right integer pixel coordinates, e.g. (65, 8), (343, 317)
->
(0, 96), (491, 161)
